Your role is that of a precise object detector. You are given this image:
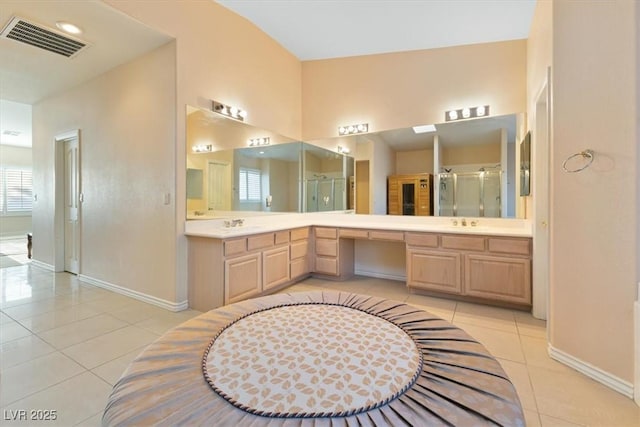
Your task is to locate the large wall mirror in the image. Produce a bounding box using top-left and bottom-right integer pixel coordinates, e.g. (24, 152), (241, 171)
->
(186, 105), (524, 220)
(186, 106), (355, 218)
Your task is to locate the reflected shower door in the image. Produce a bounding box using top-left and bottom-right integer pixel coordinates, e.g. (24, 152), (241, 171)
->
(317, 179), (334, 211)
(456, 173), (481, 217)
(438, 174), (455, 216)
(483, 171), (502, 218)
(333, 178), (346, 210)
(305, 180), (318, 212)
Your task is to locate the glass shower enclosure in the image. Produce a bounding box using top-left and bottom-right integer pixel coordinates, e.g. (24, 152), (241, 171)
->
(438, 171), (501, 217)
(302, 144), (353, 212)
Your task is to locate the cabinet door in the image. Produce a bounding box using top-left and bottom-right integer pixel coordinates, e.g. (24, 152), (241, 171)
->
(388, 177), (400, 215)
(263, 246), (291, 290)
(465, 254), (531, 305)
(407, 249), (461, 294)
(225, 253), (261, 304)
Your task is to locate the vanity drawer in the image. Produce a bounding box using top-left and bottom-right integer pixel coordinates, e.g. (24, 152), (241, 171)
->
(315, 227), (337, 239)
(488, 238), (531, 256)
(275, 231), (290, 245)
(315, 256), (338, 275)
(247, 233), (274, 251)
(290, 240), (309, 259)
(290, 227), (309, 241)
(405, 233), (438, 248)
(441, 235), (485, 252)
(315, 238), (338, 257)
(224, 238), (246, 256)
(339, 228), (369, 239)
(369, 230), (404, 241)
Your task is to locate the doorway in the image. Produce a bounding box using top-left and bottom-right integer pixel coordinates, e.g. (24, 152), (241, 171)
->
(355, 160), (370, 214)
(54, 130), (80, 274)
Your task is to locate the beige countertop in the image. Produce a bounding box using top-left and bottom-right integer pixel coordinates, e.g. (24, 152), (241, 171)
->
(184, 212), (532, 239)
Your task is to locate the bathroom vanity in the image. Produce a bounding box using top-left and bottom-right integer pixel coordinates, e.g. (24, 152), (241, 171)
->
(186, 213), (532, 312)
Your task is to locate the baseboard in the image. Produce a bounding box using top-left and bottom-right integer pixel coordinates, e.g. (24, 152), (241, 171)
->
(30, 260), (54, 271)
(78, 274), (189, 312)
(634, 297), (640, 405)
(354, 269), (406, 282)
(549, 344), (634, 399)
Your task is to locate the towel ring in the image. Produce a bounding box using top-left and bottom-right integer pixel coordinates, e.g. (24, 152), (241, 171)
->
(563, 149), (594, 173)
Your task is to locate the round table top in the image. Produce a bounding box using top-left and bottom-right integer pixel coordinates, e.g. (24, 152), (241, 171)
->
(103, 291), (525, 426)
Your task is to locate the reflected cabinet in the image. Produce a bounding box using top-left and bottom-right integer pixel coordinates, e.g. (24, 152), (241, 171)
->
(388, 173), (433, 216)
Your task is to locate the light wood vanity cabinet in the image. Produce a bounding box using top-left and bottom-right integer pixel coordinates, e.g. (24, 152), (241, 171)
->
(188, 225), (531, 312)
(313, 227), (354, 279)
(290, 227), (310, 280)
(225, 252), (261, 303)
(189, 227), (312, 311)
(406, 232), (532, 307)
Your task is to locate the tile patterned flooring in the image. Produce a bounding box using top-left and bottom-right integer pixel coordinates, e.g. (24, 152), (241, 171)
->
(1, 265), (639, 426)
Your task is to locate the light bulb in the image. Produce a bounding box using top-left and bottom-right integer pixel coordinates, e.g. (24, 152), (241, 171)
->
(462, 108), (471, 118)
(339, 127), (346, 135)
(476, 106), (486, 116)
(238, 110), (247, 119)
(357, 124), (365, 132)
(229, 106), (238, 117)
(448, 110), (458, 121)
(348, 125), (355, 133)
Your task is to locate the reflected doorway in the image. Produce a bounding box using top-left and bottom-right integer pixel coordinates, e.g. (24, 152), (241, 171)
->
(355, 160), (369, 214)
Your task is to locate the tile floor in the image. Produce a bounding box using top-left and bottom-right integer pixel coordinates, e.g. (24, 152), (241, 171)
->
(1, 266), (639, 426)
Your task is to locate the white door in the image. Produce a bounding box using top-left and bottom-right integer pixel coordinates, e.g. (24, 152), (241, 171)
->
(64, 138), (80, 274)
(208, 161), (230, 211)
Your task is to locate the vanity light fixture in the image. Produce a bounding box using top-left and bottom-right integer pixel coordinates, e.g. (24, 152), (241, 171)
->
(337, 146), (350, 154)
(212, 100), (247, 121)
(192, 144), (213, 153)
(412, 124), (436, 134)
(248, 137), (270, 147)
(445, 105), (490, 122)
(338, 123), (368, 136)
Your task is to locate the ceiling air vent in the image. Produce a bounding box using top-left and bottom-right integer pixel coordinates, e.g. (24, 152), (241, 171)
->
(0, 16), (89, 58)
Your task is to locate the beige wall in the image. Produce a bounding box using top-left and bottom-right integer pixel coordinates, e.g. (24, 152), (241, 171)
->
(32, 42), (177, 302)
(441, 142), (501, 167)
(302, 40), (526, 140)
(104, 0), (303, 301)
(105, 1), (302, 140)
(550, 1), (637, 383)
(395, 149), (433, 175)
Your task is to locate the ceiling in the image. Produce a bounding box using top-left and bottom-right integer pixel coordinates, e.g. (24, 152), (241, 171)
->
(215, 0), (536, 61)
(0, 1), (535, 149)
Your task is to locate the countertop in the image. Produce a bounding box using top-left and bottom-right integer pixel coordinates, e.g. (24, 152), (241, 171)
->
(184, 212), (532, 239)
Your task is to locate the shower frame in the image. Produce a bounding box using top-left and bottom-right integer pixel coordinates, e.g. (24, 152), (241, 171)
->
(439, 171), (502, 217)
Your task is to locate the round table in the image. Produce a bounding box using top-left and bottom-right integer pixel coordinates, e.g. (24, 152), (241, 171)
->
(103, 291), (524, 426)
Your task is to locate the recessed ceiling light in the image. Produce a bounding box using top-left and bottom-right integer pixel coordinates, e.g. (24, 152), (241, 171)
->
(412, 124), (436, 134)
(56, 21), (82, 35)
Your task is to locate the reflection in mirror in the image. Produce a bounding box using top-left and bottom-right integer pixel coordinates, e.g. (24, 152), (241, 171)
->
(520, 131), (531, 196)
(302, 143), (353, 212)
(186, 105), (355, 218)
(350, 113), (520, 218)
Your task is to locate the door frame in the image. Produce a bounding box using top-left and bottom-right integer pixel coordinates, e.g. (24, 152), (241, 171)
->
(54, 129), (81, 273)
(532, 67), (551, 321)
